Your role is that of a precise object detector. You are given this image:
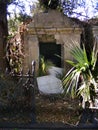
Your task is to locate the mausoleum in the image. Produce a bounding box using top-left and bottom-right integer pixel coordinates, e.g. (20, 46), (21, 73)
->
(23, 10), (83, 73)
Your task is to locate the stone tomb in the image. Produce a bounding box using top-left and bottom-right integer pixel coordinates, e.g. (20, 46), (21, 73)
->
(23, 10), (83, 73)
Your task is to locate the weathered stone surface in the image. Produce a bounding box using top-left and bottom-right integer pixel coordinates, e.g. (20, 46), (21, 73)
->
(28, 10), (81, 28)
(24, 10), (83, 73)
(37, 75), (64, 94)
(92, 26), (98, 37)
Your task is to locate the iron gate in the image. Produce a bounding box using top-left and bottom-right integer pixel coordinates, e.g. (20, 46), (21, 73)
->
(0, 61), (36, 125)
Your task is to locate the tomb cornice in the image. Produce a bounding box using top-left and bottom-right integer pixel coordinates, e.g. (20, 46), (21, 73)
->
(26, 27), (83, 35)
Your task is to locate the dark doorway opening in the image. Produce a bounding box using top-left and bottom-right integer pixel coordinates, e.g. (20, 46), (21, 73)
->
(39, 42), (61, 67)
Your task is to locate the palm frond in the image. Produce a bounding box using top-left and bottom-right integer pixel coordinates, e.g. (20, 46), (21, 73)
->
(91, 39), (98, 70)
(63, 68), (81, 98)
(70, 46), (89, 70)
(62, 44), (98, 106)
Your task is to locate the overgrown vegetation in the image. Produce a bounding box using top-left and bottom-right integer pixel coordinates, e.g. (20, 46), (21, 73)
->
(37, 56), (55, 76)
(6, 35), (24, 73)
(39, 0), (60, 10)
(8, 13), (32, 35)
(6, 14), (32, 73)
(62, 41), (98, 108)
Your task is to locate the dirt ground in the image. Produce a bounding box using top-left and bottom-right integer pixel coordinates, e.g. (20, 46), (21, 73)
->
(0, 90), (81, 125)
(35, 92), (81, 126)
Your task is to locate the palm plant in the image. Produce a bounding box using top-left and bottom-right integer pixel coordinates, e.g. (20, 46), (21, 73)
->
(62, 42), (98, 108)
(38, 56), (55, 76)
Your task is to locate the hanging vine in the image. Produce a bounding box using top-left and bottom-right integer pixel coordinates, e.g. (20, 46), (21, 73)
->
(6, 19), (31, 74)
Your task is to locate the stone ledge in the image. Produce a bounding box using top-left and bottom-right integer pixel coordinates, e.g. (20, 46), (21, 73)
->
(27, 27), (83, 35)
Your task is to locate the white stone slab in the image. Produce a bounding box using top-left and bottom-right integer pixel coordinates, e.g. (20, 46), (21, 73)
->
(37, 75), (64, 94)
(48, 66), (64, 78)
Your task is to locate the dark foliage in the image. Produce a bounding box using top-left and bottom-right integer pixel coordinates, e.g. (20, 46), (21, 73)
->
(39, 0), (59, 9)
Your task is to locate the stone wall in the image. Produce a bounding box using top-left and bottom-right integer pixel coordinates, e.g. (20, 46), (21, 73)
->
(92, 26), (98, 37)
(23, 10), (83, 74)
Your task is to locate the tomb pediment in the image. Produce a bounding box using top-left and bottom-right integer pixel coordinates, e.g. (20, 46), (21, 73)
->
(27, 10), (82, 29)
